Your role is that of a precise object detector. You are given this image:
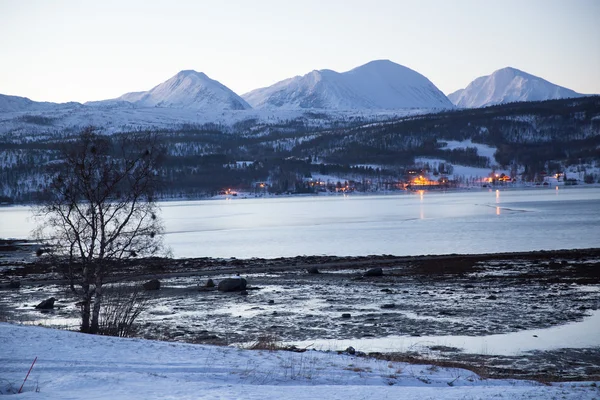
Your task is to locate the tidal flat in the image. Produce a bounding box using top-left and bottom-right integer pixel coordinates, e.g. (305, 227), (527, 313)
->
(1, 244), (599, 381)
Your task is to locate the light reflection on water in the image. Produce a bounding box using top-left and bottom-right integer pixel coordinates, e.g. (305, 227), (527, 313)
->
(159, 187), (600, 258)
(1, 187), (599, 259)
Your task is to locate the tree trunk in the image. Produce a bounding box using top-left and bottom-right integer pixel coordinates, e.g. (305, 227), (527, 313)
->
(80, 289), (91, 333)
(90, 276), (103, 334)
(67, 262), (76, 293)
(80, 265), (92, 333)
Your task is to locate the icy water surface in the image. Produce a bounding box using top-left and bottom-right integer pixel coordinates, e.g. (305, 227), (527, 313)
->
(1, 187), (599, 258)
(289, 310), (600, 355)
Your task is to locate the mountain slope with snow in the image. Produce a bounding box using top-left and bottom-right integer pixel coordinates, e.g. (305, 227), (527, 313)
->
(243, 60), (453, 110)
(89, 70), (251, 111)
(0, 94), (37, 112)
(449, 67), (585, 108)
(0, 93), (82, 113)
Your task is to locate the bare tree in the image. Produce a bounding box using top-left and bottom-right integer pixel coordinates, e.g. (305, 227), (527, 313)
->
(34, 128), (165, 333)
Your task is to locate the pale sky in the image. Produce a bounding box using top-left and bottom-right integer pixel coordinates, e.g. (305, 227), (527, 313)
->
(1, 0), (599, 103)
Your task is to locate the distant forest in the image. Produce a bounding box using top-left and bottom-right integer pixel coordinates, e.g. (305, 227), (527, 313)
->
(1, 96), (599, 203)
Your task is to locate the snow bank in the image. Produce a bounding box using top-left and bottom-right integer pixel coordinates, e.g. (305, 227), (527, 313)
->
(1, 323), (597, 399)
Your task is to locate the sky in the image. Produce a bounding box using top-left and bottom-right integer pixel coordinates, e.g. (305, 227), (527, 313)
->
(0, 0), (599, 103)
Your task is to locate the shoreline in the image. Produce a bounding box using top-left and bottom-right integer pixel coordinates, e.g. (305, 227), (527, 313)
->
(2, 182), (599, 208)
(2, 240), (600, 282)
(2, 246), (599, 381)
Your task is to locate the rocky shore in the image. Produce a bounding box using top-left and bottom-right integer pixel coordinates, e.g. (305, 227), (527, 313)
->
(1, 241), (599, 381)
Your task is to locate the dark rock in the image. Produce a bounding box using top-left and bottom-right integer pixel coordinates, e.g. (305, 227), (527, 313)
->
(197, 333), (219, 341)
(35, 297), (56, 309)
(307, 267), (320, 274)
(429, 345), (462, 353)
(143, 279), (160, 290)
(268, 300), (275, 304)
(240, 290), (248, 296)
(218, 277), (247, 292)
(364, 267), (383, 277)
(8, 280), (20, 289)
(439, 310), (456, 316)
(346, 346), (356, 355)
(487, 295), (497, 300)
(206, 278), (215, 288)
(381, 303), (396, 309)
(341, 313), (352, 319)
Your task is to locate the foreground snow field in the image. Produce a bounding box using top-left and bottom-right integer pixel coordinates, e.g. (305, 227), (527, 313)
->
(1, 324), (597, 399)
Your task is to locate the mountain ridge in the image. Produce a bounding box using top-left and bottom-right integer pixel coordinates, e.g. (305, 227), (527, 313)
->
(243, 60), (454, 110)
(2, 63), (593, 115)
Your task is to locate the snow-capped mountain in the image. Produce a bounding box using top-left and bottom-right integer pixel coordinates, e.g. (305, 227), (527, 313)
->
(448, 67), (585, 108)
(88, 70), (251, 111)
(0, 93), (82, 113)
(243, 60), (453, 110)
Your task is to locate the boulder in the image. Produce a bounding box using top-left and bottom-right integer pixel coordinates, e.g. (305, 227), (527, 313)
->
(341, 313), (352, 319)
(143, 279), (160, 290)
(35, 297), (56, 309)
(307, 267), (320, 274)
(381, 303), (396, 309)
(364, 267), (383, 277)
(346, 346), (356, 355)
(205, 278), (215, 288)
(218, 277), (247, 292)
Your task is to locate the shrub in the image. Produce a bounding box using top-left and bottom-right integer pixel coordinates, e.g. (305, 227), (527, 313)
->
(98, 284), (150, 337)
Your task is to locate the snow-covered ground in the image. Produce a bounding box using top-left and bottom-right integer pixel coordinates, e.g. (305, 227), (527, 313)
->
(1, 323), (597, 399)
(441, 139), (497, 164)
(413, 139), (512, 181)
(0, 105), (423, 135)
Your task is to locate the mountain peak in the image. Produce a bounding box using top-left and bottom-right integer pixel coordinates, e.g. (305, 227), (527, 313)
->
(175, 70), (208, 79)
(361, 59), (394, 66)
(243, 60), (453, 110)
(91, 70), (251, 111)
(449, 67), (584, 108)
(496, 66), (523, 74)
(350, 59), (411, 73)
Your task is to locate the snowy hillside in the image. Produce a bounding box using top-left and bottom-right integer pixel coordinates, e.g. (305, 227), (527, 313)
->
(0, 93), (82, 113)
(448, 67), (585, 108)
(2, 323), (598, 399)
(88, 70), (251, 111)
(0, 94), (38, 112)
(243, 60), (454, 110)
